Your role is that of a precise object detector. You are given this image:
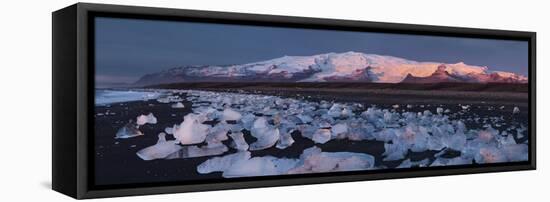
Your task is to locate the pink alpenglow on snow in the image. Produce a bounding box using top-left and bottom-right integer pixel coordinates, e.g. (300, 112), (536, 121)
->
(133, 52), (528, 85)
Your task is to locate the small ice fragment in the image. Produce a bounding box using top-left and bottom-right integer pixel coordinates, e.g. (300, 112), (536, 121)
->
(222, 108), (242, 122)
(406, 104), (413, 109)
(475, 146), (507, 163)
(229, 132), (249, 151)
(205, 124), (229, 146)
(382, 143), (407, 161)
(461, 105), (470, 110)
(392, 104), (400, 109)
(513, 107), (520, 114)
(312, 128), (331, 144)
(164, 125), (176, 135)
(136, 113), (157, 126)
(501, 144), (528, 162)
(477, 128), (496, 142)
(240, 113), (256, 130)
(327, 104), (343, 117)
(341, 107), (353, 117)
(436, 107), (444, 114)
(276, 130), (295, 149)
(136, 133), (182, 161)
(171, 102), (185, 108)
(331, 123), (348, 137)
(297, 114), (313, 123)
(115, 121), (143, 139)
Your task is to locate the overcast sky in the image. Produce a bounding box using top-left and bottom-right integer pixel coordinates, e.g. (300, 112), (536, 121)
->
(95, 17), (529, 83)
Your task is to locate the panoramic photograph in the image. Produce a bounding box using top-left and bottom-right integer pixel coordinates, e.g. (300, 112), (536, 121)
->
(93, 17), (529, 185)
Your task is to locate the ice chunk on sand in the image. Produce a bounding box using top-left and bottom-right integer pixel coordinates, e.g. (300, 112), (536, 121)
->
(136, 113), (157, 126)
(430, 156), (472, 167)
(173, 114), (210, 145)
(187, 144), (228, 158)
(156, 95), (183, 103)
(331, 123), (348, 138)
(136, 133), (182, 160)
(475, 146), (507, 163)
(240, 113), (256, 130)
(382, 143), (407, 161)
(327, 103), (343, 117)
(198, 151), (299, 178)
(222, 157), (299, 178)
(205, 124), (229, 146)
(229, 132), (249, 151)
(312, 128), (331, 144)
(296, 114), (313, 123)
(477, 127), (497, 142)
(115, 121), (143, 139)
(171, 102), (185, 108)
(276, 129), (295, 149)
(222, 108), (242, 122)
(513, 106), (520, 114)
(165, 144), (228, 159)
(341, 107), (353, 118)
(391, 124), (430, 153)
(501, 144), (528, 162)
(198, 146), (374, 178)
(197, 152), (251, 174)
(249, 117), (280, 150)
(164, 124), (177, 135)
(288, 147), (375, 174)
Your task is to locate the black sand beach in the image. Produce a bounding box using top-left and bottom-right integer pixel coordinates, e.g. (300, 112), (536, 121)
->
(94, 86), (529, 186)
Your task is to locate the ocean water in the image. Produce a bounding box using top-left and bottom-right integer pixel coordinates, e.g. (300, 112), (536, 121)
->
(95, 89), (162, 105)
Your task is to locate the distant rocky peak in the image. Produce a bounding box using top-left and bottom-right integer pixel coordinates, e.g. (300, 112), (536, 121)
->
(435, 64), (448, 73)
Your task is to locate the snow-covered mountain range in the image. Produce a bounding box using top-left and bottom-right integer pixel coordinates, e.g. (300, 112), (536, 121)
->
(134, 51), (528, 86)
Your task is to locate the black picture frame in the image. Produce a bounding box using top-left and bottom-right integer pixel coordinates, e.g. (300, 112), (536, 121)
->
(52, 2), (536, 199)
